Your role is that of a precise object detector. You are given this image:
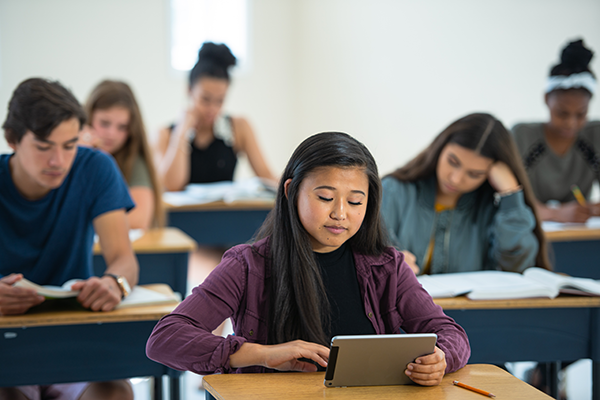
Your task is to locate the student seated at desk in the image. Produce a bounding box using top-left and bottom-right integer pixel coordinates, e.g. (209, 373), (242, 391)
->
(154, 42), (276, 191)
(381, 113), (551, 275)
(147, 132), (470, 386)
(81, 80), (164, 229)
(512, 39), (600, 223)
(0, 78), (138, 400)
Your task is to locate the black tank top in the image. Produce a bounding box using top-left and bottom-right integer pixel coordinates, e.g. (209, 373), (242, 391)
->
(169, 116), (238, 184)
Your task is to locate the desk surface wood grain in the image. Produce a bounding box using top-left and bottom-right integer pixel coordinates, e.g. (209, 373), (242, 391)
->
(203, 364), (551, 400)
(0, 284), (177, 328)
(544, 227), (600, 242)
(434, 294), (600, 310)
(93, 227), (196, 254)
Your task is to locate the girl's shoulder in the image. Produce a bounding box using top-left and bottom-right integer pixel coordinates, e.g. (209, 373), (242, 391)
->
(581, 121), (600, 143)
(220, 237), (270, 276)
(511, 123), (544, 147)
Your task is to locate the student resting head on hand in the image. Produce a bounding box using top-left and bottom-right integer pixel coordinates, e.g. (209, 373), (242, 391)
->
(512, 39), (600, 223)
(382, 113), (550, 275)
(155, 42), (276, 191)
(146, 131), (470, 386)
(82, 80), (164, 229)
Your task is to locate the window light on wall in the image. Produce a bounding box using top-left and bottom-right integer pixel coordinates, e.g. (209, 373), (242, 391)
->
(170, 0), (248, 72)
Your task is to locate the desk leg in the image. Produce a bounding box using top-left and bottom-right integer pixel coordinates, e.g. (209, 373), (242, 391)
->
(593, 308), (600, 400)
(594, 361), (600, 400)
(154, 376), (163, 400)
(547, 362), (559, 399)
(170, 377), (181, 400)
(205, 392), (217, 400)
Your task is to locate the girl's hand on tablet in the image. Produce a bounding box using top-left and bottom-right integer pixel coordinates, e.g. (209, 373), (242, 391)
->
(262, 340), (329, 372)
(405, 346), (446, 386)
(229, 340), (329, 372)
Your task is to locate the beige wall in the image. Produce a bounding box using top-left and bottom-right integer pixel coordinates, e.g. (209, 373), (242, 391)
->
(1, 0), (599, 178)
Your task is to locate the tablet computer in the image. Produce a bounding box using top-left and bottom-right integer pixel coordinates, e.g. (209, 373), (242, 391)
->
(323, 333), (437, 387)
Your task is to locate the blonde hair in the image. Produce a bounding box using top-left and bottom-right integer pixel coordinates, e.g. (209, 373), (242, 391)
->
(85, 80), (164, 227)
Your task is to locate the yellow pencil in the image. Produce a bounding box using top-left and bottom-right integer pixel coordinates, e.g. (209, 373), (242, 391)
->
(571, 184), (586, 206)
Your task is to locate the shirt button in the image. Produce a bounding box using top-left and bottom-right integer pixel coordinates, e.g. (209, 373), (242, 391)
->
(368, 312), (373, 318)
(249, 329), (254, 336)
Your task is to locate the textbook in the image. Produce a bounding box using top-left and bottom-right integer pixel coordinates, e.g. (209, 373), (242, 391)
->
(13, 279), (180, 307)
(417, 268), (600, 300)
(163, 177), (276, 207)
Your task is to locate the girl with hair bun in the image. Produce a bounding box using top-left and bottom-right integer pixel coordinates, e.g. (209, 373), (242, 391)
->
(512, 39), (600, 223)
(381, 113), (550, 275)
(147, 132), (470, 385)
(155, 42), (276, 191)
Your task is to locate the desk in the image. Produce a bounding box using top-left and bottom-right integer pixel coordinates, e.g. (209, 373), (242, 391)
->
(202, 364), (550, 399)
(165, 200), (273, 246)
(93, 227), (197, 297)
(435, 296), (600, 400)
(0, 285), (179, 400)
(545, 226), (600, 279)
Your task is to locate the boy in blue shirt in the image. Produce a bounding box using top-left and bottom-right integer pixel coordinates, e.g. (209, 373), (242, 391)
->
(0, 78), (138, 399)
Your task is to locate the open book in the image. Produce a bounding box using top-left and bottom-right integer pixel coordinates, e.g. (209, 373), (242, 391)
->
(417, 268), (600, 300)
(163, 177), (276, 207)
(13, 278), (180, 308)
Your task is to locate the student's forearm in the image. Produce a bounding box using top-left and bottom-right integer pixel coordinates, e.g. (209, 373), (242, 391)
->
(229, 342), (266, 368)
(534, 203), (556, 221)
(105, 253), (139, 288)
(160, 131), (191, 191)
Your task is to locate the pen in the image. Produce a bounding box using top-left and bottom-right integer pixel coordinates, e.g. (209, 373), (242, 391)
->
(453, 380), (495, 397)
(571, 184), (586, 206)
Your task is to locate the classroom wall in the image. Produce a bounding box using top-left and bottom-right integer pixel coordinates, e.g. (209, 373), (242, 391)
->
(0, 0), (599, 179)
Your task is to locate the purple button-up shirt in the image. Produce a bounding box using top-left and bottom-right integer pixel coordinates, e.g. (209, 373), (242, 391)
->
(146, 237), (470, 375)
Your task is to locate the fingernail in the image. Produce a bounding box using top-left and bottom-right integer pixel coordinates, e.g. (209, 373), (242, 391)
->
(407, 364), (413, 370)
(406, 371), (411, 376)
(416, 359), (422, 364)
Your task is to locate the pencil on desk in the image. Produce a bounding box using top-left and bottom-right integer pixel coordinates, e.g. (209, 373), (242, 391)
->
(453, 380), (495, 397)
(571, 184), (586, 206)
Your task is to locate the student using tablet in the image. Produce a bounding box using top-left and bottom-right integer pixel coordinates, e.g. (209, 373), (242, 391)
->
(155, 42), (276, 191)
(512, 39), (600, 223)
(0, 78), (138, 400)
(381, 113), (550, 275)
(147, 132), (470, 386)
(82, 80), (164, 229)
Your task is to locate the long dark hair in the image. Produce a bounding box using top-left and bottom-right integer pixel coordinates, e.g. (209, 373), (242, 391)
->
(255, 132), (389, 346)
(388, 113), (551, 270)
(85, 80), (165, 227)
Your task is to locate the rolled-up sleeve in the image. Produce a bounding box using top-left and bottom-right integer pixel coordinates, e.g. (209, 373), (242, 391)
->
(146, 252), (249, 374)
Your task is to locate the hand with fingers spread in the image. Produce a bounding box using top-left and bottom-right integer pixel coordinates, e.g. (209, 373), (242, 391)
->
(0, 274), (45, 315)
(230, 340), (329, 372)
(71, 276), (122, 312)
(405, 346), (447, 386)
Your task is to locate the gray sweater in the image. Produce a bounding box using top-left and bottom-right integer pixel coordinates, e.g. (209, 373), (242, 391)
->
(381, 176), (539, 274)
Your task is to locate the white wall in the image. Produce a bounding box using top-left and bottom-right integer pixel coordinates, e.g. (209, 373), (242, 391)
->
(1, 0), (599, 178)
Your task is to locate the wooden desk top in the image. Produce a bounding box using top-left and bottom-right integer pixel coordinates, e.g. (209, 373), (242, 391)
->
(544, 227), (600, 242)
(203, 364), (551, 400)
(434, 294), (600, 310)
(0, 284), (177, 328)
(93, 227), (197, 255)
(164, 199), (274, 212)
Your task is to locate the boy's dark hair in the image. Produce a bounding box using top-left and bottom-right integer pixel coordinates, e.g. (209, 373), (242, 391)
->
(2, 78), (86, 144)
